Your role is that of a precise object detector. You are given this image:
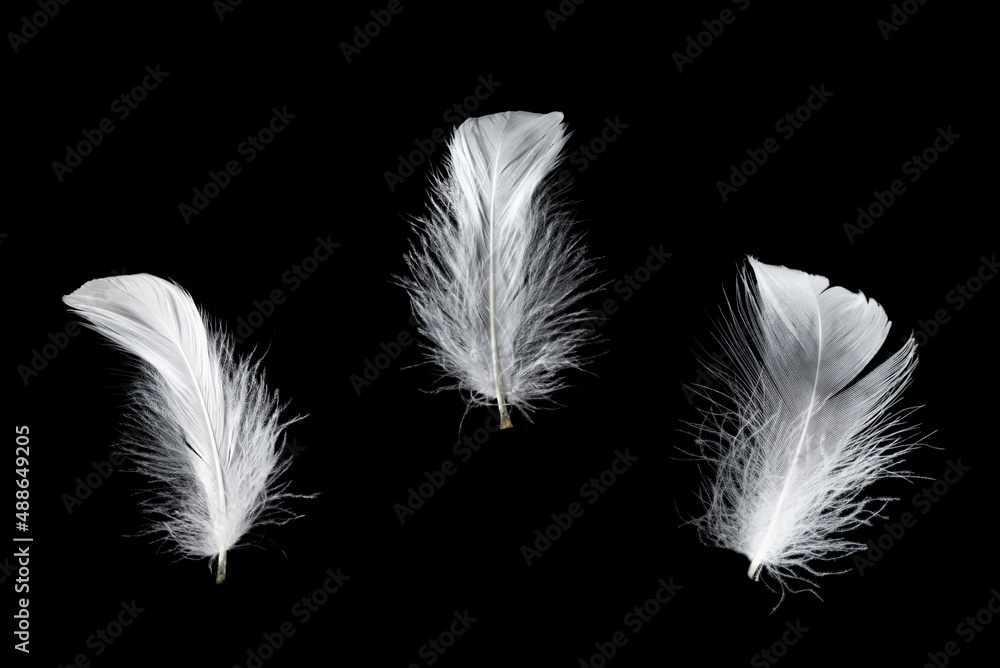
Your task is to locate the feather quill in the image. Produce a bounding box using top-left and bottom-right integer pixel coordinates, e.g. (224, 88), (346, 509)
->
(690, 257), (919, 594)
(64, 273), (304, 583)
(400, 110), (595, 428)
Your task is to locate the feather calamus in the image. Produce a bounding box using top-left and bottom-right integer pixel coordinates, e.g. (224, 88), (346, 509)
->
(690, 258), (919, 593)
(64, 274), (305, 583)
(401, 110), (596, 428)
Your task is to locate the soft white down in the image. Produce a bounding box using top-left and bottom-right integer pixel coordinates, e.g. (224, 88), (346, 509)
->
(401, 110), (596, 428)
(64, 274), (303, 583)
(691, 258), (919, 595)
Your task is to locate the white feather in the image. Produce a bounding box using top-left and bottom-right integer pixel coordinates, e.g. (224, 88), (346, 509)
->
(64, 274), (303, 583)
(690, 257), (919, 595)
(401, 110), (596, 428)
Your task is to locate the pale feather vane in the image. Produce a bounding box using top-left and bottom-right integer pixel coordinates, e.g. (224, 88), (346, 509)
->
(401, 110), (596, 428)
(690, 257), (919, 595)
(64, 273), (305, 583)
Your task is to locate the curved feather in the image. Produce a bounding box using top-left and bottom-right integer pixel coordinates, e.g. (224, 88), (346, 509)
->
(64, 274), (302, 583)
(692, 258), (919, 594)
(401, 110), (596, 427)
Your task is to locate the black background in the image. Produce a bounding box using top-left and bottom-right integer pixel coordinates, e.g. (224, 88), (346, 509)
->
(7, 1), (996, 667)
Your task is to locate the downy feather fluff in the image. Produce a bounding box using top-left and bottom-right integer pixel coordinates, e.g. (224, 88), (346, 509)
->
(690, 257), (919, 594)
(64, 273), (304, 583)
(401, 110), (595, 428)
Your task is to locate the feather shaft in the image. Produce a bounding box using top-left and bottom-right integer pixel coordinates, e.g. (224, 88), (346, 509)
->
(488, 122), (512, 429)
(747, 313), (821, 580)
(175, 339), (230, 582)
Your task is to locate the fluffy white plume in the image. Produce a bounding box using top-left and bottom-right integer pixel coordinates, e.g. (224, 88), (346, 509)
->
(64, 274), (304, 583)
(400, 110), (596, 428)
(690, 257), (919, 595)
